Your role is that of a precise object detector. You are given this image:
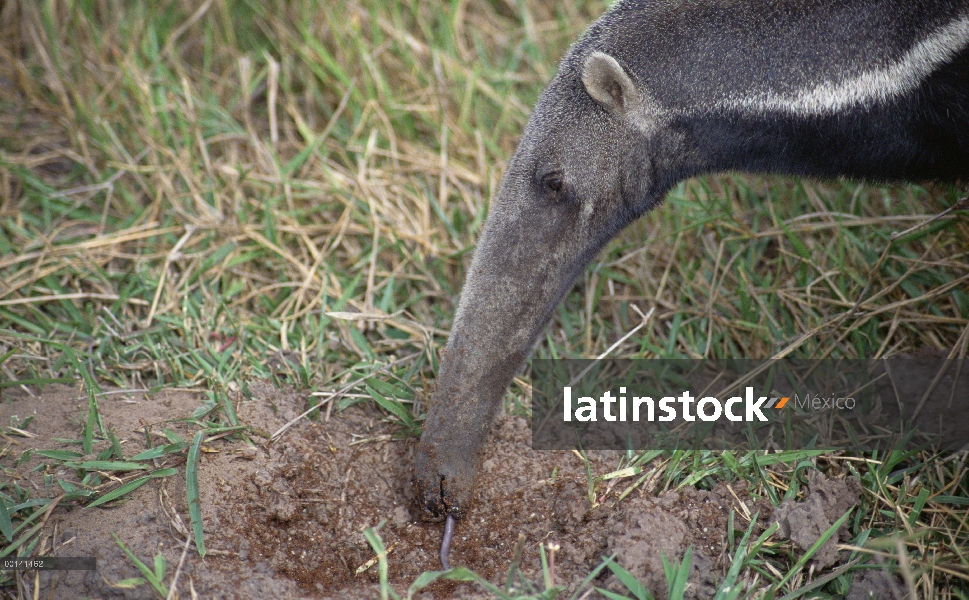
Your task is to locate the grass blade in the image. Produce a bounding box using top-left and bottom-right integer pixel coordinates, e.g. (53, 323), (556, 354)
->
(186, 431), (206, 557)
(112, 533), (168, 597)
(0, 498), (11, 542)
(87, 476), (151, 508)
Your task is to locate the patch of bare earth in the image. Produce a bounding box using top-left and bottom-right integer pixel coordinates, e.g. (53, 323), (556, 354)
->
(7, 384), (847, 599)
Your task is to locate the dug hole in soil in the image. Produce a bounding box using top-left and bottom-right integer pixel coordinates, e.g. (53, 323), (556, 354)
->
(2, 384), (868, 599)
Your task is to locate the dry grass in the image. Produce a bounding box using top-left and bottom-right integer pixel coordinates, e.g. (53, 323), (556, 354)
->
(1, 0), (967, 597)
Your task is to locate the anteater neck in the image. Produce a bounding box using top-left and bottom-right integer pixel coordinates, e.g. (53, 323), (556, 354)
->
(576, 0), (969, 184)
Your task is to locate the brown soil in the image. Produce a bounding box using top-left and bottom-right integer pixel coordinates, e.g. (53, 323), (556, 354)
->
(773, 473), (864, 569)
(3, 384), (807, 599)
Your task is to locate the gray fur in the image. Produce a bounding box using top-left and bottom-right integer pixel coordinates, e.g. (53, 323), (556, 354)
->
(415, 0), (969, 522)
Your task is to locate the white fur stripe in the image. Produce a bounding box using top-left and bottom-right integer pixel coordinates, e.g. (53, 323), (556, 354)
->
(720, 13), (969, 115)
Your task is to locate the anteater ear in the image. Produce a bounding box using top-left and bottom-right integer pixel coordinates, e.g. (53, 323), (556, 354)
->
(582, 51), (640, 113)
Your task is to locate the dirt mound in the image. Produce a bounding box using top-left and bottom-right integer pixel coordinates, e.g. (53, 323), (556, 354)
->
(603, 481), (773, 599)
(2, 384), (774, 598)
(773, 473), (863, 569)
(846, 569), (905, 600)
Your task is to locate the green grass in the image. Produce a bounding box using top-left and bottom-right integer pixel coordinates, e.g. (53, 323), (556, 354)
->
(1, 0), (968, 597)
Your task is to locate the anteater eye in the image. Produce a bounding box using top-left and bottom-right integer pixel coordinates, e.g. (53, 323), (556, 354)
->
(543, 173), (564, 194)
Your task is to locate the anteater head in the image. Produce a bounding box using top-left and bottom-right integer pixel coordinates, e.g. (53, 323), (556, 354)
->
(414, 48), (680, 521)
(462, 49), (681, 321)
(493, 50), (670, 252)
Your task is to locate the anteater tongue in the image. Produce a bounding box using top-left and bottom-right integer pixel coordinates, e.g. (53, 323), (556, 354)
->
(440, 514), (456, 570)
